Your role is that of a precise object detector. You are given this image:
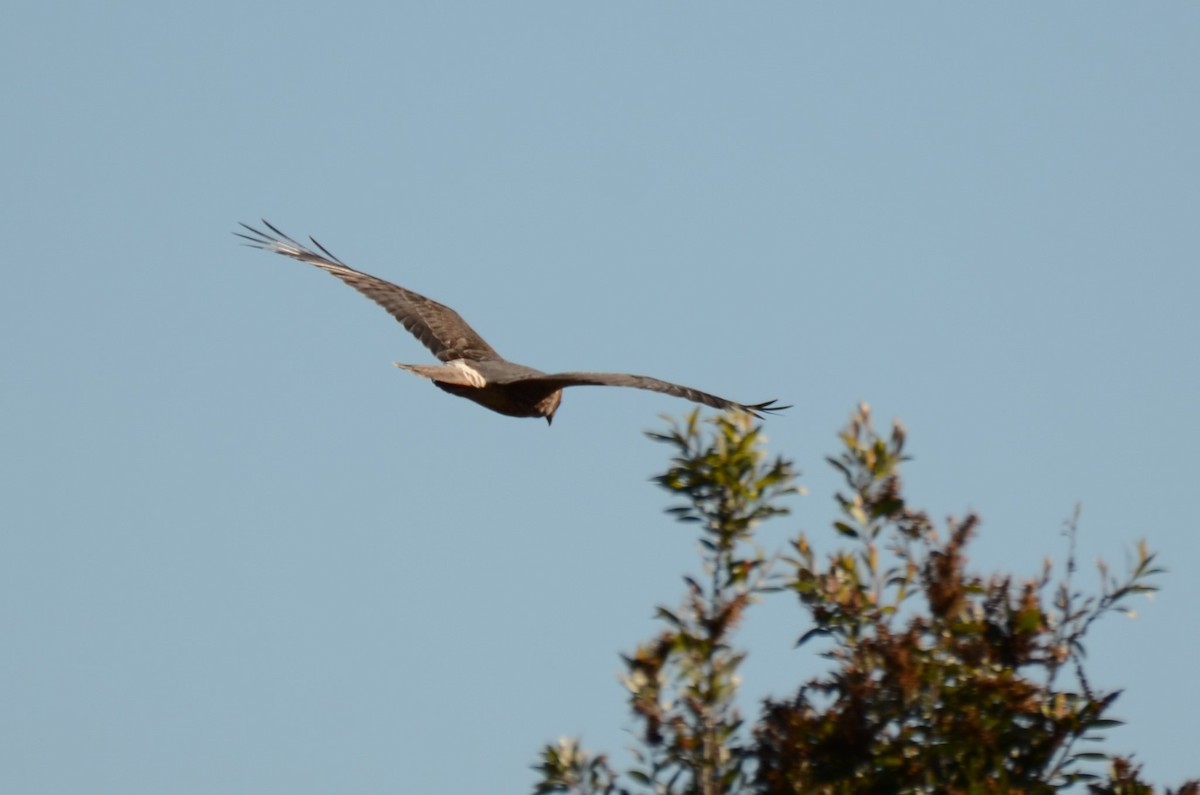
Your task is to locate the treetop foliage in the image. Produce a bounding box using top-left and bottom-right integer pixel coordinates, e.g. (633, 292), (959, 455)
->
(532, 405), (1195, 795)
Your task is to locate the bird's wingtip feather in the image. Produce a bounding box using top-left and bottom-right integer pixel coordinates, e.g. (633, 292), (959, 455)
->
(743, 399), (791, 419)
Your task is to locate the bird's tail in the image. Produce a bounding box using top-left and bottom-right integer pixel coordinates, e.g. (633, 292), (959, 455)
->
(393, 361), (486, 388)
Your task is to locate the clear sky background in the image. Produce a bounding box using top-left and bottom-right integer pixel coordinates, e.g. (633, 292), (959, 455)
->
(3, 3), (1197, 792)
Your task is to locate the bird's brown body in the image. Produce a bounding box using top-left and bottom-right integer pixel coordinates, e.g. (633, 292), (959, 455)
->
(236, 221), (787, 424)
(432, 379), (563, 420)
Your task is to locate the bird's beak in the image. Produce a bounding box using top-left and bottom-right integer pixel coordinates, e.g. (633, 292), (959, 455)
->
(545, 415), (553, 426)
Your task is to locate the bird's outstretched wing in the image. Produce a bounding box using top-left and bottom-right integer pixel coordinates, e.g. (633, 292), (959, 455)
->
(497, 371), (790, 419)
(236, 221), (500, 363)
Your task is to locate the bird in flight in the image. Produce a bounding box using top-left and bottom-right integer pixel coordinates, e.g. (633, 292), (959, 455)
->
(235, 221), (788, 425)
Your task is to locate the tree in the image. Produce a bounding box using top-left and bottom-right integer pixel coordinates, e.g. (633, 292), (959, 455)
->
(532, 405), (1196, 795)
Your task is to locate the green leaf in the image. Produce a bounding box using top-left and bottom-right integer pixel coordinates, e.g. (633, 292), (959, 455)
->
(870, 497), (904, 518)
(797, 627), (832, 647)
(1070, 752), (1110, 762)
(655, 607), (681, 627)
(833, 521), (859, 539)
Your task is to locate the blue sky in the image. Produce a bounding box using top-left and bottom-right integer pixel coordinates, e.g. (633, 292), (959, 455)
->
(3, 3), (1197, 792)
